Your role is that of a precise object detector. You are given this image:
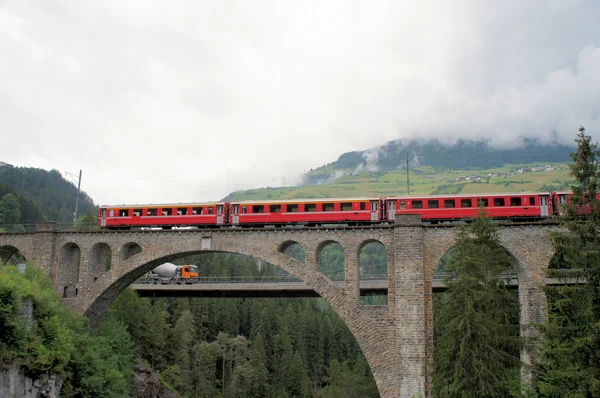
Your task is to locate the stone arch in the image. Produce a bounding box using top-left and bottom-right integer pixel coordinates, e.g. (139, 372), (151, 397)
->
(316, 240), (344, 280)
(278, 240), (305, 263)
(78, 244), (393, 394)
(0, 245), (26, 265)
(67, 231), (400, 397)
(88, 243), (112, 283)
(58, 243), (81, 298)
(120, 242), (142, 261)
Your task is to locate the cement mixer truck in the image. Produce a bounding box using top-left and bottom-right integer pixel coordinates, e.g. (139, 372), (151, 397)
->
(146, 262), (199, 284)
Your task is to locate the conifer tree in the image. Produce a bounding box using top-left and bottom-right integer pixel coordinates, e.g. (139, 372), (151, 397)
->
(433, 209), (522, 397)
(535, 126), (600, 396)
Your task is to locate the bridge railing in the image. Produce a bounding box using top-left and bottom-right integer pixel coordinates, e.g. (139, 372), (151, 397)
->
(432, 271), (519, 281)
(133, 274), (389, 285)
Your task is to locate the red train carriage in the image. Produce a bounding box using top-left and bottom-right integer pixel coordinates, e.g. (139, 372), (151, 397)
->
(98, 202), (228, 229)
(228, 198), (382, 226)
(384, 192), (552, 222)
(552, 191), (570, 216)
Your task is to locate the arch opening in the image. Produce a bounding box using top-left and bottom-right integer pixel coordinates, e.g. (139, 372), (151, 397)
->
(278, 240), (305, 263)
(317, 241), (344, 281)
(358, 240), (388, 306)
(93, 250), (381, 397)
(0, 245), (26, 265)
(120, 242), (142, 261)
(432, 241), (521, 394)
(89, 243), (112, 283)
(58, 243), (81, 298)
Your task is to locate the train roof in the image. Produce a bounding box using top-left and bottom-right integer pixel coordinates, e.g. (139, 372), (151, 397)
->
(99, 201), (226, 208)
(385, 192), (552, 200)
(229, 197), (381, 205)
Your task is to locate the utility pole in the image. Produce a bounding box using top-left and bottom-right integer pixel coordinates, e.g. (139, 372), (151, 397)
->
(73, 170), (82, 226)
(406, 153), (410, 195)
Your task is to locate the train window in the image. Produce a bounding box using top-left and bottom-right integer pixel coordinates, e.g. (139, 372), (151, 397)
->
(270, 204), (281, 213)
(323, 203), (334, 211)
(360, 202), (367, 211)
(412, 200), (423, 209)
(109, 210), (114, 217)
(428, 200), (439, 209)
(287, 204), (298, 212)
(444, 200), (455, 208)
(119, 209), (129, 217)
(177, 207), (188, 215)
(529, 197), (535, 206)
(253, 205), (264, 213)
(371, 201), (378, 211)
(148, 209), (157, 216)
(208, 207), (214, 214)
(461, 199), (472, 208)
(192, 207), (201, 215)
(102, 209), (107, 217)
(478, 198), (488, 207)
(217, 205), (223, 215)
(510, 197), (522, 206)
(400, 201), (406, 210)
(162, 208), (173, 216)
(306, 204), (317, 212)
(494, 198), (505, 207)
(341, 203), (352, 211)
(242, 206), (247, 214)
(133, 209), (143, 216)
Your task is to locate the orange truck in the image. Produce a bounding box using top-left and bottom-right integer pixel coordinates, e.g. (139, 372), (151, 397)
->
(147, 262), (199, 284)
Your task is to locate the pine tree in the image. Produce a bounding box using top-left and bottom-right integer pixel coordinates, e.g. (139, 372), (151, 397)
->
(535, 126), (600, 396)
(433, 209), (522, 397)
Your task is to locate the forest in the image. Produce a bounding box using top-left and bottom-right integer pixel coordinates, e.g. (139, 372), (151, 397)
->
(0, 165), (96, 230)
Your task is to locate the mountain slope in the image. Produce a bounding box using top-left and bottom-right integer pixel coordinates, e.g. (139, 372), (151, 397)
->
(224, 137), (575, 201)
(0, 164), (96, 226)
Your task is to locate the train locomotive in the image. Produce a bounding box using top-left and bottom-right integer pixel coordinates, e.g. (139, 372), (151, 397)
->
(98, 191), (572, 230)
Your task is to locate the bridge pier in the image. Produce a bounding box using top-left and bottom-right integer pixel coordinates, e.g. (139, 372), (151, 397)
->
(393, 216), (428, 396)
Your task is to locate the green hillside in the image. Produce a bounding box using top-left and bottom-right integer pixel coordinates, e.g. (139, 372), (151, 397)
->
(224, 137), (576, 201)
(224, 162), (573, 201)
(0, 164), (97, 228)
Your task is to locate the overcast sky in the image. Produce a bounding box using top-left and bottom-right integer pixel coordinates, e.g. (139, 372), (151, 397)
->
(1, 1), (599, 205)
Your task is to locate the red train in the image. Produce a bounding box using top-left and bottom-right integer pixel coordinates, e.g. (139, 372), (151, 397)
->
(98, 191), (573, 229)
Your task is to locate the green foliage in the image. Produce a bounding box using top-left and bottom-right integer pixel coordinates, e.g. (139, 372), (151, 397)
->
(0, 193), (22, 229)
(433, 210), (522, 397)
(534, 126), (600, 397)
(0, 264), (134, 397)
(76, 210), (99, 230)
(107, 260), (379, 397)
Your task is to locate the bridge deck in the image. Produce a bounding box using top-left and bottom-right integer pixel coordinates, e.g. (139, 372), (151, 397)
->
(130, 274), (583, 298)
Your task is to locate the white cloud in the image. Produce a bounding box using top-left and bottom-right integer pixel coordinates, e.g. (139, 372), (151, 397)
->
(0, 0), (599, 204)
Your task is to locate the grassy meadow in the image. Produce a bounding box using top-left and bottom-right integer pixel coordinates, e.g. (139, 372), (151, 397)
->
(225, 163), (573, 201)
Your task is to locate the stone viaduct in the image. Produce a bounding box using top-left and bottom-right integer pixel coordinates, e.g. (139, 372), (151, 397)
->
(0, 217), (557, 398)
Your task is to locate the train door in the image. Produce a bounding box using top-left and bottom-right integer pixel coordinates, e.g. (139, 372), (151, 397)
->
(231, 204), (240, 225)
(100, 209), (107, 227)
(557, 194), (568, 215)
(217, 205), (224, 225)
(370, 200), (380, 221)
(540, 195), (549, 217)
(387, 200), (396, 222)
